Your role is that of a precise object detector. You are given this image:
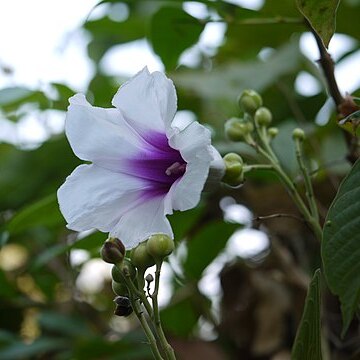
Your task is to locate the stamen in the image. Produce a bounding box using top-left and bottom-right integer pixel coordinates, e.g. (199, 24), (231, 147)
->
(165, 162), (186, 176)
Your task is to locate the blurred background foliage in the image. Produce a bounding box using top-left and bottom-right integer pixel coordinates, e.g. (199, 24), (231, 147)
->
(0, 0), (359, 359)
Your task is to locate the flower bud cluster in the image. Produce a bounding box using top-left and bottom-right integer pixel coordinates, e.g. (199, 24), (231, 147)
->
(131, 234), (174, 270)
(107, 234), (175, 307)
(225, 90), (275, 146)
(222, 89), (279, 187)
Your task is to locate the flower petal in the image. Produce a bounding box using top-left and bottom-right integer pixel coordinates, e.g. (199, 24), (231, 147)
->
(111, 67), (177, 136)
(165, 121), (215, 212)
(110, 195), (173, 249)
(57, 164), (147, 233)
(66, 94), (148, 170)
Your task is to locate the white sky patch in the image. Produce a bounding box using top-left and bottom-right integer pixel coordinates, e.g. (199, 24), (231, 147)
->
(107, 3), (130, 23)
(226, 228), (269, 259)
(295, 71), (322, 97)
(300, 32), (360, 96)
(144, 262), (174, 308)
(76, 259), (112, 294)
(223, 0), (264, 10)
(335, 50), (360, 94)
(0, 0), (97, 91)
(220, 196), (253, 226)
(315, 98), (335, 126)
(179, 22), (226, 67)
(198, 253), (227, 300)
(0, 109), (65, 147)
(70, 249), (90, 267)
(100, 39), (164, 77)
(300, 32), (357, 63)
(183, 2), (209, 19)
(224, 204), (253, 225)
(200, 22), (227, 50)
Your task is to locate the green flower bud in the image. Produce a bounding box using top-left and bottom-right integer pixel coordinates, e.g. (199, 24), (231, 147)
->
(146, 234), (175, 261)
(130, 242), (155, 270)
(112, 280), (128, 296)
(268, 127), (279, 138)
(225, 117), (254, 141)
(121, 259), (137, 280)
(292, 128), (305, 141)
(112, 260), (137, 283)
(238, 89), (263, 114)
(100, 238), (125, 264)
(254, 107), (272, 127)
(222, 153), (244, 186)
(225, 117), (253, 142)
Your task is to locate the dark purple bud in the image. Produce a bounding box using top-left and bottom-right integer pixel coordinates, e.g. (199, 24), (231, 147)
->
(100, 237), (125, 264)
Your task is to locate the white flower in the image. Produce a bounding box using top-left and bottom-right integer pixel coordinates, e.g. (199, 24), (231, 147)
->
(57, 67), (224, 249)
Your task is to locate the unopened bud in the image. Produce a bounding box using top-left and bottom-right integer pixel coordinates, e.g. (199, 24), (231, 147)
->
(268, 127), (279, 138)
(130, 242), (155, 270)
(238, 89), (263, 114)
(292, 128), (305, 141)
(113, 296), (133, 317)
(145, 274), (154, 283)
(146, 234), (174, 261)
(225, 117), (254, 142)
(112, 260), (136, 283)
(222, 153), (244, 186)
(112, 280), (128, 296)
(100, 238), (125, 264)
(255, 107), (272, 127)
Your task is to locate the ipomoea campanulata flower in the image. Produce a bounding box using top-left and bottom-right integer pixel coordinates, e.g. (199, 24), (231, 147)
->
(57, 67), (224, 249)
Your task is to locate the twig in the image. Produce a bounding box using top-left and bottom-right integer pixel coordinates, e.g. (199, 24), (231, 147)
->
(151, 262), (176, 360)
(253, 213), (306, 223)
(307, 20), (359, 163)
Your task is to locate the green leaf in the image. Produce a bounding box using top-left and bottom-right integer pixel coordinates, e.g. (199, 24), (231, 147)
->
(322, 158), (360, 336)
(0, 137), (79, 211)
(174, 37), (304, 100)
(291, 269), (322, 360)
(84, 16), (146, 62)
(50, 83), (75, 111)
(0, 87), (48, 114)
(150, 7), (204, 70)
(38, 311), (94, 337)
(169, 206), (204, 241)
(161, 298), (199, 337)
(30, 243), (70, 270)
(296, 0), (341, 47)
(0, 338), (69, 360)
(7, 194), (64, 235)
(184, 221), (238, 279)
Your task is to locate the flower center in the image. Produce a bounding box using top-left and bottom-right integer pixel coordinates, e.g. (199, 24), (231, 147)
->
(128, 132), (187, 197)
(165, 162), (186, 176)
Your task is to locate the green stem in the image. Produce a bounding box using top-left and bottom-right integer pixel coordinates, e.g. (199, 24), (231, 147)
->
(294, 139), (320, 223)
(152, 262), (176, 360)
(244, 164), (274, 172)
(250, 141), (322, 241)
(122, 270), (154, 319)
(256, 123), (279, 164)
(129, 297), (164, 360)
(207, 17), (303, 25)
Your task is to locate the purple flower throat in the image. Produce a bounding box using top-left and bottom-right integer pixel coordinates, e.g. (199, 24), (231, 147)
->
(130, 132), (187, 197)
